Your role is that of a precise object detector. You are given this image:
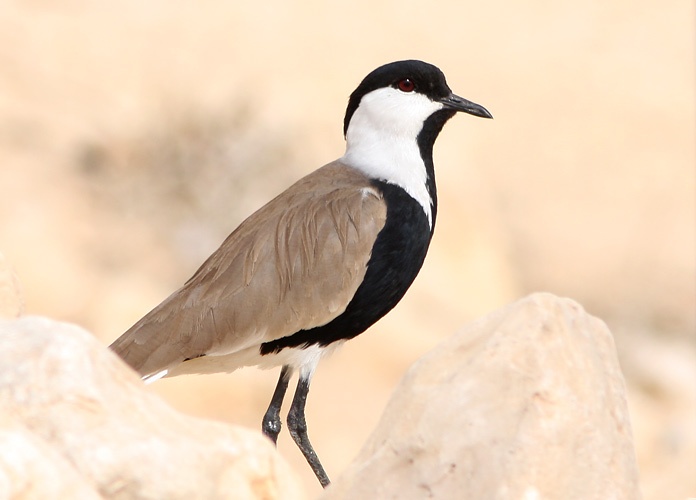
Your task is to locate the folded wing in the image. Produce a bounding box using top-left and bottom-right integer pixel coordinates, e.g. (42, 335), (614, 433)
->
(110, 161), (387, 378)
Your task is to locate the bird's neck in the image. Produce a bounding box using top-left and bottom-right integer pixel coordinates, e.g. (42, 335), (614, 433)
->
(341, 122), (436, 229)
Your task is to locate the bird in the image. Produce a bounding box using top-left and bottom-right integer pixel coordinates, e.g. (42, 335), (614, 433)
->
(110, 59), (492, 488)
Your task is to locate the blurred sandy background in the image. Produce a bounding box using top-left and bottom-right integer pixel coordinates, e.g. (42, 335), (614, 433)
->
(1, 1), (693, 498)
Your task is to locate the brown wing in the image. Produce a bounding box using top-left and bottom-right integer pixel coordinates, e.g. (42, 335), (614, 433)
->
(110, 161), (387, 378)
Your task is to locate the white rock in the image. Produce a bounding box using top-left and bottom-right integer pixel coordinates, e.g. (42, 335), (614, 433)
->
(0, 316), (302, 500)
(0, 413), (100, 499)
(324, 293), (641, 500)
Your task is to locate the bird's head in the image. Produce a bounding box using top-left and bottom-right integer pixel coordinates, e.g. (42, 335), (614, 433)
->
(341, 60), (492, 229)
(343, 60), (492, 143)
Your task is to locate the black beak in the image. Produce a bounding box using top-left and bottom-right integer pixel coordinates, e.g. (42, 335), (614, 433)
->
(440, 93), (493, 119)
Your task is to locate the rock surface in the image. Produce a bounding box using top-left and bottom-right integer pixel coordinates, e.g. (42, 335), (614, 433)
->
(323, 293), (642, 500)
(0, 412), (100, 500)
(0, 316), (302, 500)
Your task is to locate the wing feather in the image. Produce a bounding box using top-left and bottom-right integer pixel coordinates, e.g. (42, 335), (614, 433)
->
(110, 161), (386, 377)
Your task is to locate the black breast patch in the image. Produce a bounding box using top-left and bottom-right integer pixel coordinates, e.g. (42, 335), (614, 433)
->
(260, 180), (433, 354)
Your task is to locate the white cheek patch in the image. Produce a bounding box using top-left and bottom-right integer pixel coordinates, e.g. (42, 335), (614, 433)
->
(356, 87), (444, 135)
(341, 87), (443, 228)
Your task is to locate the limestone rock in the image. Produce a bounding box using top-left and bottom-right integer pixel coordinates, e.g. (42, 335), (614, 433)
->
(0, 316), (302, 500)
(0, 413), (100, 499)
(323, 293), (641, 500)
(0, 252), (22, 319)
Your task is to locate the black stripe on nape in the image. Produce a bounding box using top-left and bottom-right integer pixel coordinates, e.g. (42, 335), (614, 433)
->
(260, 180), (433, 354)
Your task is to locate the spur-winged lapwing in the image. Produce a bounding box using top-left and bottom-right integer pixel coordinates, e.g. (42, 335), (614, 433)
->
(110, 59), (492, 487)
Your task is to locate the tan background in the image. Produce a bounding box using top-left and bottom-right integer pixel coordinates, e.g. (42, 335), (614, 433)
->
(1, 1), (693, 498)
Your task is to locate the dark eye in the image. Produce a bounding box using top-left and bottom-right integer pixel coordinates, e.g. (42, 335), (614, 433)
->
(397, 78), (415, 92)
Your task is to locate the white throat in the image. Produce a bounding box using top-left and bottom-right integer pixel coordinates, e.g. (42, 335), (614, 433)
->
(340, 87), (444, 228)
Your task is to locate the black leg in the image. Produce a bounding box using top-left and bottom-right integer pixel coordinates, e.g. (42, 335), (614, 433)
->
(287, 374), (331, 488)
(262, 365), (292, 444)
